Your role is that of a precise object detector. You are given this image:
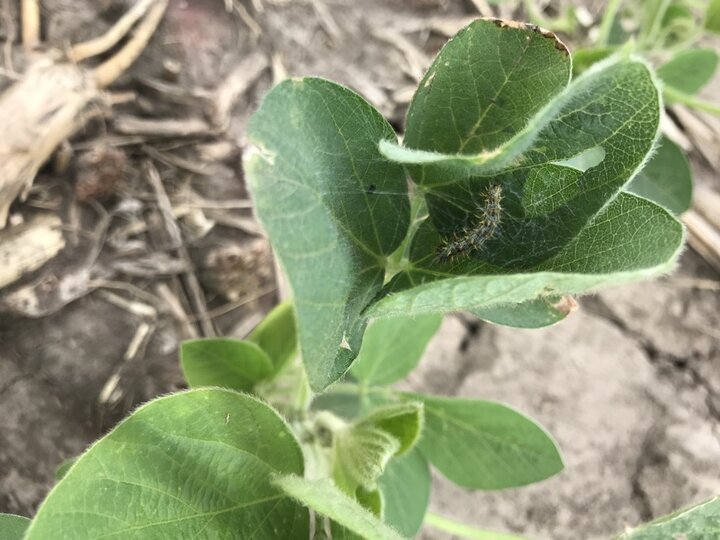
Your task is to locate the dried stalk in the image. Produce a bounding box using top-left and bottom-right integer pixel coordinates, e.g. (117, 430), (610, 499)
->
(21, 0), (40, 50)
(0, 0), (168, 228)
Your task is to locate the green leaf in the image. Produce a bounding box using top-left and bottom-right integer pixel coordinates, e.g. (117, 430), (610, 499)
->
(273, 476), (406, 540)
(26, 389), (308, 539)
(706, 0), (720, 34)
(572, 47), (619, 75)
(356, 487), (384, 518)
(360, 402), (424, 456)
(256, 356), (312, 416)
(378, 450), (431, 538)
(658, 49), (718, 97)
(627, 136), (692, 215)
(372, 21), (682, 319)
(424, 513), (528, 540)
(333, 403), (424, 494)
(53, 457), (76, 482)
(334, 424), (400, 493)
(312, 389), (363, 420)
(351, 314), (442, 386)
(413, 394), (563, 490)
(246, 78), (409, 392)
(0, 514), (31, 540)
(249, 299), (298, 374)
(471, 295), (574, 329)
(180, 338), (273, 391)
(400, 19), (571, 167)
(617, 496), (720, 539)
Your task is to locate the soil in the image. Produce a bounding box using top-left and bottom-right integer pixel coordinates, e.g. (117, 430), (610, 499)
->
(0, 1), (719, 539)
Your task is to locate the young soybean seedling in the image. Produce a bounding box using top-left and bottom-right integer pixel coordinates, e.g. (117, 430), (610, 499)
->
(11, 18), (709, 540)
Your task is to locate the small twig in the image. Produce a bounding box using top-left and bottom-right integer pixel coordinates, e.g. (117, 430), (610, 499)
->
(97, 290), (157, 319)
(233, 1), (262, 38)
(192, 284), (276, 321)
(212, 51), (268, 128)
(230, 311), (264, 339)
(155, 282), (199, 339)
(114, 115), (213, 137)
(177, 198), (253, 210)
(70, 0), (157, 62)
(661, 113), (692, 152)
(98, 321), (154, 406)
(1, 0), (16, 72)
(662, 277), (720, 291)
(145, 161), (216, 337)
(694, 186), (720, 231)
(89, 278), (165, 307)
(372, 28), (430, 83)
(0, 214), (65, 289)
(92, 0), (169, 88)
(683, 210), (720, 274)
(672, 106), (720, 170)
(311, 0), (342, 45)
(21, 0), (40, 51)
(271, 52), (288, 84)
(467, 0), (494, 17)
(143, 145), (218, 176)
(205, 210), (265, 236)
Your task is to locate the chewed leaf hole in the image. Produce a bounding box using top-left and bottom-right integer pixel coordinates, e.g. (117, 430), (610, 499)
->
(551, 145), (606, 172)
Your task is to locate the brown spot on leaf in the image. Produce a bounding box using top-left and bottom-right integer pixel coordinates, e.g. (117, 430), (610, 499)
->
(553, 295), (579, 316)
(482, 17), (570, 56)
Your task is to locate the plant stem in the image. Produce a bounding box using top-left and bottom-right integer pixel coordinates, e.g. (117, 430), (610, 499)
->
(642, 0), (672, 48)
(664, 87), (720, 115)
(597, 0), (623, 47)
(424, 513), (528, 540)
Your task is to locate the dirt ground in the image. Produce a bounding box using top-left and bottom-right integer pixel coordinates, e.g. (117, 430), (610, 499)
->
(0, 1), (719, 539)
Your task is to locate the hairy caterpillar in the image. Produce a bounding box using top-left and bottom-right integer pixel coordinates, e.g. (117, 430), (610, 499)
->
(436, 183), (503, 262)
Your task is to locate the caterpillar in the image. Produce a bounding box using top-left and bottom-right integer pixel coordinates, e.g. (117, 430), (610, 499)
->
(436, 183), (503, 263)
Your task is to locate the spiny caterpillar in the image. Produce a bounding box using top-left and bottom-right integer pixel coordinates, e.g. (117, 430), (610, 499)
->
(436, 183), (503, 262)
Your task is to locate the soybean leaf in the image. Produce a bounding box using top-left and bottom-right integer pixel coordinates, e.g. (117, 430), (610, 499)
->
(472, 295), (575, 328)
(627, 136), (692, 215)
(246, 78), (409, 392)
(706, 0), (720, 34)
(356, 488), (384, 518)
(412, 394), (563, 490)
(53, 457), (76, 482)
(180, 338), (273, 391)
(656, 2), (695, 48)
(390, 19), (571, 175)
(424, 513), (529, 540)
(334, 424), (400, 494)
(360, 402), (424, 456)
(0, 514), (30, 540)
(657, 49), (718, 97)
(371, 27), (682, 319)
(571, 46), (617, 75)
(617, 496), (720, 539)
(312, 390), (364, 420)
(274, 476), (406, 540)
(249, 299), (298, 374)
(351, 314), (442, 386)
(256, 356), (312, 416)
(26, 390), (308, 539)
(334, 403), (423, 494)
(379, 450), (431, 538)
